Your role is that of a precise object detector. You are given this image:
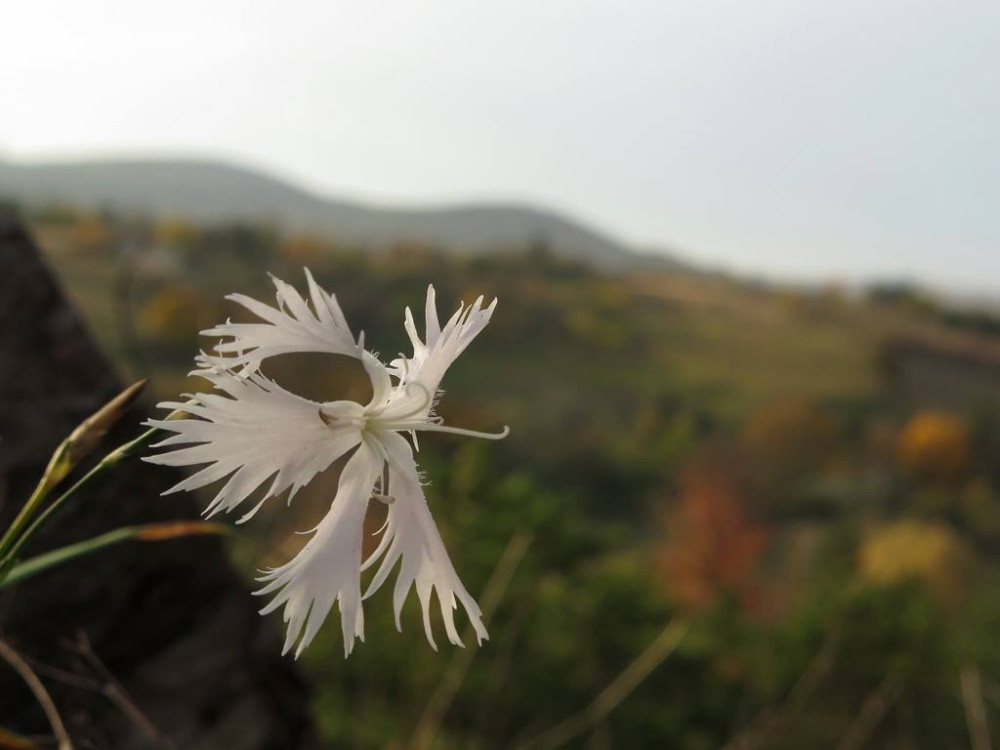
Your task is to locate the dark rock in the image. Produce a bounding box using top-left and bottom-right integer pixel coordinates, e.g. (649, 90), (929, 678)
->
(0, 207), (319, 749)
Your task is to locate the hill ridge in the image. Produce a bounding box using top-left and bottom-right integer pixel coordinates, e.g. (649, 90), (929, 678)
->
(0, 155), (666, 269)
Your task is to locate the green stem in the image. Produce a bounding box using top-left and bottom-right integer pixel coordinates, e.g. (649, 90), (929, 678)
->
(0, 426), (162, 573)
(0, 379), (149, 563)
(0, 521), (227, 590)
(0, 445), (71, 562)
(0, 526), (147, 589)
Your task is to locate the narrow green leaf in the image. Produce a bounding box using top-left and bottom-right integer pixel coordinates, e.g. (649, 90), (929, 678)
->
(0, 522), (230, 590)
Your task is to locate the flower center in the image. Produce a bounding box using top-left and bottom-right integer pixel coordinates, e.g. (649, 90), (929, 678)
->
(317, 386), (509, 442)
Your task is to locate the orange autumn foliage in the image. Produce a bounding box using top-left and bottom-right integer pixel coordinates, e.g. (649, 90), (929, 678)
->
(659, 467), (769, 612)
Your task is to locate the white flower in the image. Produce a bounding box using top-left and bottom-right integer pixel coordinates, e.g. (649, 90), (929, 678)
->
(144, 270), (506, 657)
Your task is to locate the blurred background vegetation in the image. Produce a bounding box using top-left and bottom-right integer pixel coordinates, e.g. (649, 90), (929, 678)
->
(16, 204), (1000, 748)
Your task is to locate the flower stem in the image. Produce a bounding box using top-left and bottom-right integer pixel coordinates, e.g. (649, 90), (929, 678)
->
(0, 380), (148, 564)
(0, 425), (162, 574)
(514, 618), (689, 750)
(0, 521), (229, 590)
(0, 479), (56, 570)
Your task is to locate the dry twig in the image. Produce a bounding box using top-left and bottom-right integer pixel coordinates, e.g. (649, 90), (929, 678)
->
(411, 529), (533, 749)
(721, 628), (840, 750)
(835, 672), (902, 750)
(64, 631), (171, 748)
(515, 617), (689, 750)
(961, 663), (993, 750)
(0, 639), (72, 750)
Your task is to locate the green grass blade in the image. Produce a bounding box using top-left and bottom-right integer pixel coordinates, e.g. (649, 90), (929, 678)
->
(0, 522), (229, 590)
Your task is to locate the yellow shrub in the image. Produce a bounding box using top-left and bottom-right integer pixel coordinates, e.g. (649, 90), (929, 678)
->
(140, 286), (212, 348)
(896, 412), (970, 480)
(858, 520), (972, 607)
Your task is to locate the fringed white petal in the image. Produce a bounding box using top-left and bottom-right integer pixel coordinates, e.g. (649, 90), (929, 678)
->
(390, 285), (496, 407)
(143, 367), (362, 521)
(362, 431), (488, 650)
(361, 349), (394, 411)
(201, 269), (360, 368)
(256, 441), (382, 658)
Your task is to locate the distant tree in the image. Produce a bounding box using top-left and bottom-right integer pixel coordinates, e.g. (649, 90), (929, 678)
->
(526, 231), (552, 264)
(940, 307), (1000, 336)
(867, 281), (939, 315)
(153, 217), (201, 248)
(31, 202), (79, 225)
(196, 222), (278, 264)
(383, 240), (435, 274)
(742, 398), (840, 484)
(69, 213), (114, 255)
(278, 233), (325, 264)
(139, 285), (216, 351)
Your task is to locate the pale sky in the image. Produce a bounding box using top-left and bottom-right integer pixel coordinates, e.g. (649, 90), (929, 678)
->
(1, 0), (998, 295)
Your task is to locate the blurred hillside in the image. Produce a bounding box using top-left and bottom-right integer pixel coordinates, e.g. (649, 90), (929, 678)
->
(0, 157), (686, 271)
(14, 202), (1000, 748)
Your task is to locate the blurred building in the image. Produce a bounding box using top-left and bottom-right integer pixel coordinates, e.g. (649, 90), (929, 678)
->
(882, 331), (1000, 412)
